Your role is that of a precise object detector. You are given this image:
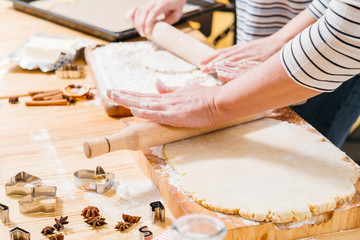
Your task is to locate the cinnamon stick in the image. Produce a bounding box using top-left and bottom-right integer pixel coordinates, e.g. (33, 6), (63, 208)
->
(25, 99), (68, 106)
(43, 93), (64, 100)
(29, 90), (62, 97)
(31, 90), (63, 100)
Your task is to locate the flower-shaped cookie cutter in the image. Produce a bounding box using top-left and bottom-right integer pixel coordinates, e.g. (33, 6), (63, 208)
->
(10, 227), (31, 240)
(18, 186), (57, 214)
(5, 171), (43, 196)
(74, 166), (115, 194)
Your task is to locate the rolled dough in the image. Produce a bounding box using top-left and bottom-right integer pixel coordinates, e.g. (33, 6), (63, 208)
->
(89, 41), (221, 94)
(163, 118), (359, 223)
(143, 50), (197, 73)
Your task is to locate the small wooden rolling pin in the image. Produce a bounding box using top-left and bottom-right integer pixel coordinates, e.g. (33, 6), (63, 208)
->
(148, 22), (216, 68)
(83, 112), (269, 158)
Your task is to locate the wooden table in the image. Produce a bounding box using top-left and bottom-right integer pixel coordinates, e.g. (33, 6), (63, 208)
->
(0, 1), (359, 239)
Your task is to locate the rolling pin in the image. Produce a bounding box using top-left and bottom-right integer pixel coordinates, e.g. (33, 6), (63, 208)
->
(147, 22), (216, 68)
(83, 112), (269, 158)
(83, 23), (266, 158)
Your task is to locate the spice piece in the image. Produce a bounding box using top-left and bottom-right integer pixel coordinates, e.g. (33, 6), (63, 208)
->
(68, 84), (82, 88)
(41, 226), (55, 235)
(29, 90), (61, 96)
(53, 216), (69, 231)
(31, 90), (63, 100)
(63, 95), (77, 104)
(84, 216), (107, 228)
(81, 206), (100, 218)
(63, 84), (89, 98)
(114, 221), (132, 231)
(122, 214), (141, 224)
(49, 233), (64, 240)
(8, 97), (19, 104)
(68, 97), (76, 104)
(43, 93), (64, 100)
(86, 92), (95, 100)
(25, 99), (68, 106)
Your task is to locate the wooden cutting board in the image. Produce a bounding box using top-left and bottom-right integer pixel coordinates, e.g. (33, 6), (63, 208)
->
(84, 23), (215, 117)
(126, 108), (360, 240)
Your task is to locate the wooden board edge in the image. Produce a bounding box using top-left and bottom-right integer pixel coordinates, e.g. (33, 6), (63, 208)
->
(84, 45), (132, 117)
(134, 149), (360, 240)
(131, 150), (188, 217)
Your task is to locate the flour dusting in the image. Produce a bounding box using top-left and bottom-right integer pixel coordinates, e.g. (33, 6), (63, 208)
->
(151, 145), (165, 159)
(30, 128), (75, 198)
(83, 179), (162, 221)
(89, 41), (222, 94)
(274, 218), (317, 230)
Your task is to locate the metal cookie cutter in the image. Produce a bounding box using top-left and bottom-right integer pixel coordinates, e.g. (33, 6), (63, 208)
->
(5, 172), (43, 196)
(18, 186), (57, 214)
(0, 203), (9, 224)
(150, 201), (165, 224)
(56, 63), (84, 79)
(10, 227), (31, 240)
(74, 166), (115, 194)
(139, 226), (153, 240)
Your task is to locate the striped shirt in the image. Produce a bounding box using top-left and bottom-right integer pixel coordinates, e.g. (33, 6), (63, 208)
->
(236, 0), (312, 43)
(236, 0), (360, 92)
(281, 0), (360, 92)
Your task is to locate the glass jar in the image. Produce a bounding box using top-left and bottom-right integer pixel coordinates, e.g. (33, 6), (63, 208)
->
(171, 214), (227, 240)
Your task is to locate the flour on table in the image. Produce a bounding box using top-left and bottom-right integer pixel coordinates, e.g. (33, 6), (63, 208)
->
(163, 118), (359, 223)
(88, 41), (222, 94)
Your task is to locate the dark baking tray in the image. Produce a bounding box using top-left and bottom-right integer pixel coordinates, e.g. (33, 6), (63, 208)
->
(10, 0), (226, 42)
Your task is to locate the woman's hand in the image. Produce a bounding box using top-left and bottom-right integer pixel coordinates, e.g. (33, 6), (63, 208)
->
(213, 60), (260, 82)
(201, 35), (284, 73)
(127, 0), (186, 36)
(107, 80), (223, 127)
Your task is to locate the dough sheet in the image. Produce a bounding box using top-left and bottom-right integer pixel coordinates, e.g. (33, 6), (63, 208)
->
(163, 119), (359, 223)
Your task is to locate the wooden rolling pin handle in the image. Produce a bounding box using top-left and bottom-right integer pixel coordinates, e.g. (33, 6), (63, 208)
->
(83, 111), (271, 158)
(83, 137), (110, 158)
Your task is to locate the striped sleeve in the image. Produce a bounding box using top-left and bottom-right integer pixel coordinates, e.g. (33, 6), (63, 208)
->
(307, 0), (330, 18)
(281, 0), (360, 92)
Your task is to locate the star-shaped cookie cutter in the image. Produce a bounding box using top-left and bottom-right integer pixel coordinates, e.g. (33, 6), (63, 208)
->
(10, 227), (31, 240)
(74, 166), (115, 194)
(18, 186), (57, 214)
(5, 171), (43, 196)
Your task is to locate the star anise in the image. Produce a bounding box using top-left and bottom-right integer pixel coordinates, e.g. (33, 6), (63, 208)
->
(62, 95), (77, 104)
(9, 96), (19, 104)
(122, 213), (141, 224)
(85, 92), (95, 100)
(81, 206), (100, 218)
(114, 221), (132, 231)
(41, 226), (55, 235)
(84, 216), (107, 228)
(54, 216), (69, 231)
(49, 233), (64, 240)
